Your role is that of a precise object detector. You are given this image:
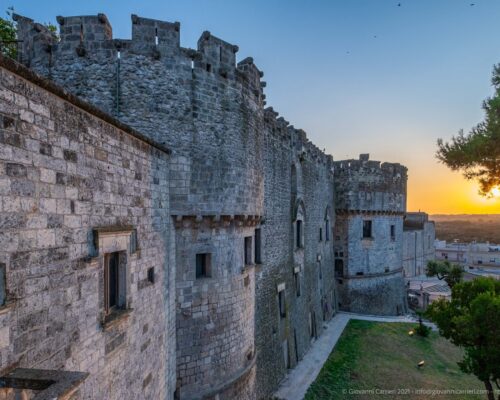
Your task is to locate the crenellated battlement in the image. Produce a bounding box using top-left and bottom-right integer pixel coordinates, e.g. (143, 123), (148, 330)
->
(263, 107), (333, 169)
(131, 14), (180, 53)
(334, 153), (407, 178)
(334, 154), (407, 213)
(197, 31), (238, 77)
(1, 10), (416, 400)
(13, 13), (265, 89)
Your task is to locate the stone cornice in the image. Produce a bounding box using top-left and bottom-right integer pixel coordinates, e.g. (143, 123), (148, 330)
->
(335, 209), (405, 216)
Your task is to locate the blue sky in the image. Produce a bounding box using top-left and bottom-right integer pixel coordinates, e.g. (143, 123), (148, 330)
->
(6, 0), (500, 213)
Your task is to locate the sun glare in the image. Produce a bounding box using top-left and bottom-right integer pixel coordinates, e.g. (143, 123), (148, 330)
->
(490, 187), (500, 197)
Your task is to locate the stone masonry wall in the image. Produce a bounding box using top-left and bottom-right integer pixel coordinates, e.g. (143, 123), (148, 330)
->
(10, 11), (416, 399)
(255, 109), (336, 399)
(333, 155), (407, 315)
(14, 14), (265, 218)
(0, 57), (175, 399)
(13, 14), (264, 398)
(174, 217), (256, 400)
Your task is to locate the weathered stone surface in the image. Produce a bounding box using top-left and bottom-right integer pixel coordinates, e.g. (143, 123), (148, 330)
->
(0, 59), (173, 400)
(0, 10), (429, 400)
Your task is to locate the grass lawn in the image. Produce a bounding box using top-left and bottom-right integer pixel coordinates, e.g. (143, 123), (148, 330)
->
(305, 320), (486, 400)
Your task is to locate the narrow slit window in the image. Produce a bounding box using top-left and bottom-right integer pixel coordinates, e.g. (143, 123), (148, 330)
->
(104, 252), (122, 315)
(319, 227), (323, 242)
(296, 220), (303, 248)
(0, 263), (6, 306)
(147, 267), (155, 284)
(362, 220), (372, 239)
(335, 259), (344, 278)
(244, 236), (253, 265)
(254, 228), (262, 264)
(278, 289), (286, 318)
(294, 272), (301, 297)
(196, 253), (211, 278)
(390, 224), (395, 241)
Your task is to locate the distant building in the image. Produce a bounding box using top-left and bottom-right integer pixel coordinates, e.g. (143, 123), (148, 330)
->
(468, 242), (500, 268)
(402, 212), (435, 277)
(435, 240), (500, 269)
(435, 240), (468, 264)
(434, 240), (500, 281)
(407, 278), (451, 310)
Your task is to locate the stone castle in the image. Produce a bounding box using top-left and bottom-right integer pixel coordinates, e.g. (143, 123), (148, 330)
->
(0, 12), (432, 399)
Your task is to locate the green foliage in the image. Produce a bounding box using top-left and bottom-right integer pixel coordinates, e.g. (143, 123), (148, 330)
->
(0, 7), (16, 59)
(414, 323), (431, 337)
(414, 310), (432, 337)
(305, 320), (485, 400)
(437, 64), (500, 195)
(426, 277), (500, 398)
(0, 7), (59, 60)
(426, 260), (463, 289)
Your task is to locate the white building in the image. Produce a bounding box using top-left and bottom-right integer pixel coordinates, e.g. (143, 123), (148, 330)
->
(435, 240), (500, 279)
(402, 213), (436, 277)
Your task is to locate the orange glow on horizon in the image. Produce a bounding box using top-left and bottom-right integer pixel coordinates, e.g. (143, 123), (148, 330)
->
(407, 166), (500, 215)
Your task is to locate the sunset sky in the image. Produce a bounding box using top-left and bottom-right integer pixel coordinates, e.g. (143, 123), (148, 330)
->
(9, 0), (500, 214)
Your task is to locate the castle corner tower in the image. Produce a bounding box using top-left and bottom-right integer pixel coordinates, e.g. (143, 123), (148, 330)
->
(333, 154), (407, 315)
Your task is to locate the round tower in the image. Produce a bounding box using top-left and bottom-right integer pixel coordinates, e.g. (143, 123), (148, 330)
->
(14, 13), (264, 399)
(333, 154), (407, 315)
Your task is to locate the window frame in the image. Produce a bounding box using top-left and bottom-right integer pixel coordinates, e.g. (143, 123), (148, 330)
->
(296, 220), (303, 248)
(362, 220), (372, 239)
(196, 253), (212, 279)
(294, 271), (301, 297)
(0, 263), (6, 307)
(278, 288), (286, 318)
(244, 236), (253, 265)
(104, 252), (123, 316)
(254, 228), (262, 264)
(335, 259), (344, 278)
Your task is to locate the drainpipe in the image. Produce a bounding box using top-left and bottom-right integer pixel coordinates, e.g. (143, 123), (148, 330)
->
(116, 51), (121, 114)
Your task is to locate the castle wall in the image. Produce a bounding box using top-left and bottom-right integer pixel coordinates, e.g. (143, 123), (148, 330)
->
(254, 110), (336, 399)
(14, 14), (265, 398)
(333, 155), (407, 315)
(10, 11), (419, 399)
(0, 57), (175, 399)
(334, 214), (406, 314)
(174, 217), (257, 400)
(14, 14), (265, 218)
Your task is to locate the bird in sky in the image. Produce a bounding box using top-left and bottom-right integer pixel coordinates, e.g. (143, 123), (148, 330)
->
(397, 2), (401, 6)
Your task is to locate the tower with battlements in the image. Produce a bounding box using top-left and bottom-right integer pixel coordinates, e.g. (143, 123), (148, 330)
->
(333, 154), (408, 315)
(13, 12), (264, 399)
(0, 11), (415, 400)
